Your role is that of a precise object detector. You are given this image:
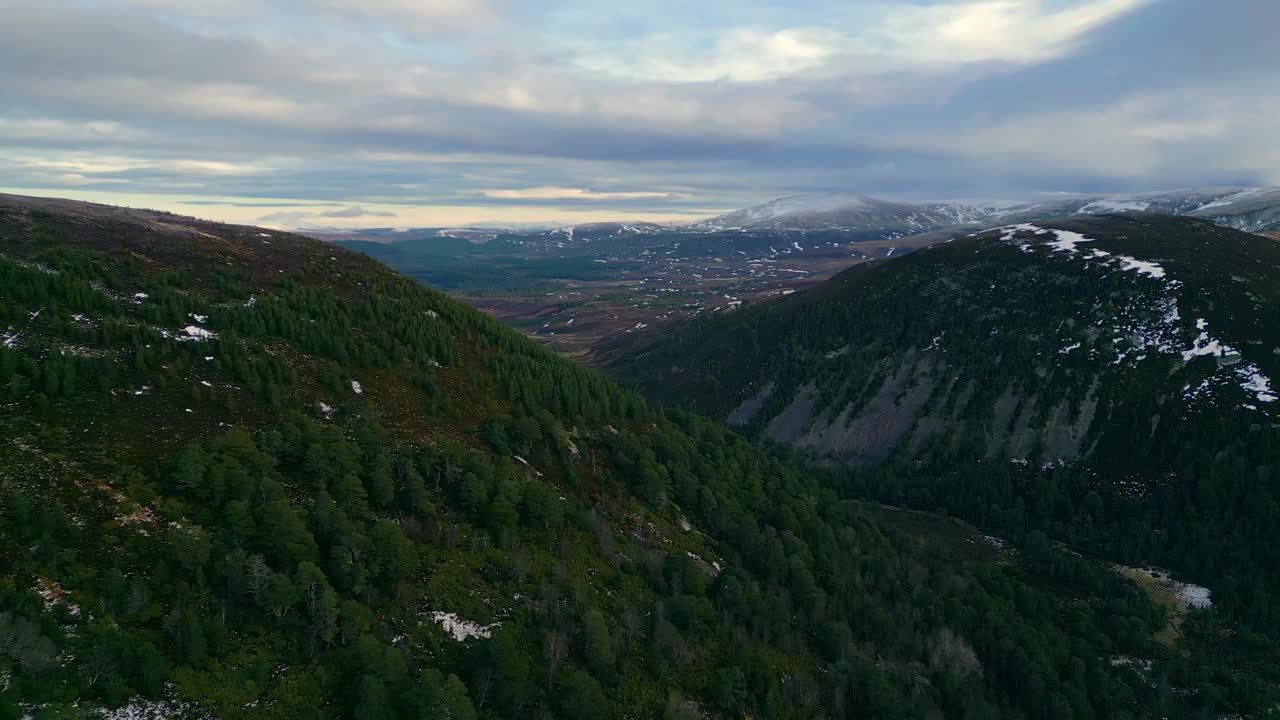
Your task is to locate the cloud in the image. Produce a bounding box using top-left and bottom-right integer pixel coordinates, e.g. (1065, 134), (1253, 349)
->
(167, 160), (277, 176)
(878, 0), (1151, 65)
(0, 0), (1275, 222)
(570, 0), (1151, 84)
(0, 118), (146, 144)
(312, 0), (502, 38)
(480, 186), (682, 200)
(575, 28), (845, 83)
(892, 86), (1280, 185)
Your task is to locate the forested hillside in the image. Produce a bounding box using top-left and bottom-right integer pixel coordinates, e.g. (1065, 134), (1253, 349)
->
(616, 214), (1280, 668)
(1, 195), (1275, 719)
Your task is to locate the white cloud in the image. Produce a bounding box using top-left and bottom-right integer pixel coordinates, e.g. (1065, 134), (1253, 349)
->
(576, 28), (845, 83)
(3, 152), (280, 179)
(8, 156), (143, 174)
(878, 0), (1151, 65)
(166, 159), (277, 176)
(575, 0), (1149, 85)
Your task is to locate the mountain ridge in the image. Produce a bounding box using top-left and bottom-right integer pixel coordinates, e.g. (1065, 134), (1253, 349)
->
(618, 213), (1280, 459)
(614, 211), (1280, 643)
(308, 187), (1280, 244)
(688, 187), (1280, 235)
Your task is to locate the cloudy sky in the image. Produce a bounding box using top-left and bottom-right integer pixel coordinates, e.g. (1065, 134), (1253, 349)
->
(2, 0), (1276, 228)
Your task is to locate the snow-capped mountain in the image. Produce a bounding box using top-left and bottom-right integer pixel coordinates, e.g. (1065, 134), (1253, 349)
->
(689, 193), (996, 234)
(318, 188), (1280, 255)
(686, 188), (1280, 235)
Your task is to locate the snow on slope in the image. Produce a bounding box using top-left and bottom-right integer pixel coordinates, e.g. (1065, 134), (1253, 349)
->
(1005, 224), (1277, 409)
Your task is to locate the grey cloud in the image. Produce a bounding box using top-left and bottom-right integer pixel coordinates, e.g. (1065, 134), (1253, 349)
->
(1, 0), (1276, 214)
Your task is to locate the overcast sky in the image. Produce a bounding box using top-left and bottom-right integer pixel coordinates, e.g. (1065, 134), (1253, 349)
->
(2, 0), (1277, 228)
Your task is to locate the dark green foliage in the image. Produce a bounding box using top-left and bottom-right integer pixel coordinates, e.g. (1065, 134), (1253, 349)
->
(618, 214), (1280, 711)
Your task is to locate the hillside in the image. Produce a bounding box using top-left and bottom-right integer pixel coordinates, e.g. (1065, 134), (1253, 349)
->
(615, 213), (1280, 643)
(9, 194), (1278, 717)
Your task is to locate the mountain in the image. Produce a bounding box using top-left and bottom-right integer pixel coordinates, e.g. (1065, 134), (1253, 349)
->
(313, 188), (1280, 255)
(618, 213), (1280, 463)
(10, 194), (1275, 718)
(615, 212), (1280, 644)
(685, 187), (1280, 235)
(1185, 187), (1280, 231)
(688, 193), (994, 234)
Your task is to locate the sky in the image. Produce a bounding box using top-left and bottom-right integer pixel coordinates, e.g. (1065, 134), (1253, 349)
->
(1, 0), (1277, 229)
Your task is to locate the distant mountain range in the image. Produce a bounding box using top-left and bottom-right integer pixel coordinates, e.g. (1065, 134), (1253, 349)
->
(310, 187), (1280, 245)
(688, 193), (999, 233)
(689, 187), (1280, 235)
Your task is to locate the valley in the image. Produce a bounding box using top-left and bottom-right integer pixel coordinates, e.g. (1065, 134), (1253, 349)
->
(327, 224), (943, 364)
(329, 188), (1280, 364)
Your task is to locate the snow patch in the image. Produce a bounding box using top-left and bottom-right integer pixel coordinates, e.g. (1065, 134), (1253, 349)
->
(430, 611), (499, 642)
(96, 695), (208, 720)
(997, 223), (1050, 242)
(1181, 319), (1237, 362)
(1079, 198), (1150, 213)
(1195, 187), (1266, 212)
(1236, 364), (1278, 403)
(1122, 566), (1213, 611)
(350, 380), (363, 394)
(1116, 256), (1166, 279)
(178, 325), (217, 341)
(1044, 229), (1093, 253)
